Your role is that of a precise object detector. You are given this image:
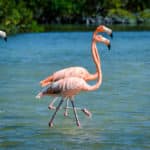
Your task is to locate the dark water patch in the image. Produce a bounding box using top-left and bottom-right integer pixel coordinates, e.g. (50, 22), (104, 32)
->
(0, 141), (24, 149)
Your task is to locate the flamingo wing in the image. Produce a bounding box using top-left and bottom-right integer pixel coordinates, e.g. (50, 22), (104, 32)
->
(37, 77), (89, 98)
(40, 67), (91, 87)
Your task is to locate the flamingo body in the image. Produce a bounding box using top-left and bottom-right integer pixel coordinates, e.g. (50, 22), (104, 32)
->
(40, 66), (97, 87)
(37, 77), (93, 99)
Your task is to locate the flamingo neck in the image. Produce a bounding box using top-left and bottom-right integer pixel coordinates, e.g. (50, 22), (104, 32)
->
(91, 31), (98, 62)
(86, 40), (102, 91)
(85, 31), (99, 81)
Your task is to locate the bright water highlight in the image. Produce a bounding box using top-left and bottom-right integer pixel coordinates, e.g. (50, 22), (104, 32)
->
(0, 31), (150, 149)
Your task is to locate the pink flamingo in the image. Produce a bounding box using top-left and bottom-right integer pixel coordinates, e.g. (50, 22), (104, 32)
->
(40, 25), (112, 87)
(40, 25), (112, 112)
(36, 34), (111, 127)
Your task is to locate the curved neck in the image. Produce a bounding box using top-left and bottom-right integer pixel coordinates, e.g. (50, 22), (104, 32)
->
(91, 31), (100, 65)
(86, 40), (102, 91)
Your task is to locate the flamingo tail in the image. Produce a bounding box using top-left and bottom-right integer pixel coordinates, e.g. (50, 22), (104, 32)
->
(40, 76), (53, 87)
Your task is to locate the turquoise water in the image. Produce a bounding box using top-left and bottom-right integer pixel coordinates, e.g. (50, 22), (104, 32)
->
(0, 31), (150, 150)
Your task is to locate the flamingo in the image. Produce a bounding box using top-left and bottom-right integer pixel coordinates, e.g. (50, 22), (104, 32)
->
(40, 25), (112, 111)
(0, 30), (7, 42)
(36, 34), (111, 127)
(40, 25), (112, 87)
(47, 33), (110, 117)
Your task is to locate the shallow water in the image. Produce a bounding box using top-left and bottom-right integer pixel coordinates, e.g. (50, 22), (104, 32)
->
(0, 31), (150, 150)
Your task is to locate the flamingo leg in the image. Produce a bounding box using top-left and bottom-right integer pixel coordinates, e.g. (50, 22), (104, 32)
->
(64, 99), (69, 117)
(70, 99), (81, 127)
(64, 106), (92, 117)
(48, 97), (58, 110)
(49, 98), (64, 127)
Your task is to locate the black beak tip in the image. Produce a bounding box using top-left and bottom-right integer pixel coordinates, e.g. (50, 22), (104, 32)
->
(4, 37), (7, 42)
(108, 44), (111, 50)
(110, 33), (113, 38)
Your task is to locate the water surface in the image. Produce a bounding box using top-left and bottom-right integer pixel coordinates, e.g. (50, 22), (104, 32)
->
(0, 31), (150, 150)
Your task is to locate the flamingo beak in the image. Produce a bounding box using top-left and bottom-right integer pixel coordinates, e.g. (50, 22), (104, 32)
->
(110, 33), (113, 38)
(4, 37), (7, 42)
(101, 26), (113, 38)
(107, 43), (111, 50)
(101, 36), (111, 50)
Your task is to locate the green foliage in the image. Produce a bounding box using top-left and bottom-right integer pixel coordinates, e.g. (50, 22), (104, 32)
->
(51, 0), (73, 16)
(0, 0), (41, 33)
(106, 0), (122, 9)
(139, 9), (150, 23)
(139, 9), (150, 19)
(0, 0), (149, 33)
(108, 8), (135, 19)
(108, 8), (137, 24)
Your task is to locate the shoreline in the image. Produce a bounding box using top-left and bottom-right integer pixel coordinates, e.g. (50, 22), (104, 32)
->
(2, 24), (150, 35)
(45, 24), (150, 32)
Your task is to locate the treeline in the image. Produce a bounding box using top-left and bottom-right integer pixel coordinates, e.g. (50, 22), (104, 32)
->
(0, 0), (150, 33)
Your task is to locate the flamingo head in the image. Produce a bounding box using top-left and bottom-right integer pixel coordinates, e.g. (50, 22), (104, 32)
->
(96, 25), (113, 38)
(94, 35), (111, 50)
